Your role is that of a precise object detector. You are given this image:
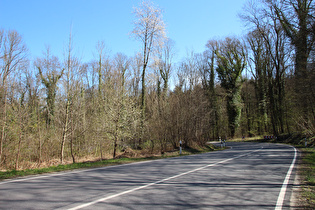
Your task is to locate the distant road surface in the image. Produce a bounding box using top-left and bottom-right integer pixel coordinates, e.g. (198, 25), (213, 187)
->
(0, 142), (297, 210)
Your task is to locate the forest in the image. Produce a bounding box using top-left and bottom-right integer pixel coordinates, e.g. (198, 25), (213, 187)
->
(0, 0), (314, 170)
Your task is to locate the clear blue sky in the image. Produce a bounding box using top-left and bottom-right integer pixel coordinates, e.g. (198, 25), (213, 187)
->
(0, 0), (248, 63)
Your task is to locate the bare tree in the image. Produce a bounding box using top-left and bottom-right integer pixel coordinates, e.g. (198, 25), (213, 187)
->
(202, 40), (220, 139)
(242, 1), (294, 135)
(264, 0), (315, 129)
(246, 30), (269, 134)
(95, 41), (110, 96)
(0, 30), (28, 163)
(114, 53), (130, 88)
(156, 38), (174, 99)
(112, 53), (130, 158)
(10, 75), (28, 170)
(60, 30), (81, 164)
(131, 0), (166, 131)
(35, 47), (64, 127)
(130, 52), (142, 98)
(93, 41), (112, 160)
(150, 38), (174, 153)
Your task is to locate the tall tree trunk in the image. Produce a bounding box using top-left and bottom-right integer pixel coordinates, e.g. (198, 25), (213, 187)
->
(15, 126), (23, 170)
(113, 135), (118, 159)
(70, 137), (75, 163)
(139, 62), (147, 147)
(37, 107), (42, 165)
(38, 126), (42, 165)
(0, 86), (7, 163)
(70, 111), (75, 163)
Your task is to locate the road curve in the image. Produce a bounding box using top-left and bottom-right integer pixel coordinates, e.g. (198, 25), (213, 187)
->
(0, 142), (298, 210)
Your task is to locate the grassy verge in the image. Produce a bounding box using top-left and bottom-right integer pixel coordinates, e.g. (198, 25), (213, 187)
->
(0, 158), (151, 180)
(0, 144), (218, 181)
(298, 147), (315, 208)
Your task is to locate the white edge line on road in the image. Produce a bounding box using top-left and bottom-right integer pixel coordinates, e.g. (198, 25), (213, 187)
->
(0, 158), (161, 185)
(0, 146), (231, 186)
(0, 146), (236, 185)
(67, 147), (263, 210)
(274, 146), (297, 210)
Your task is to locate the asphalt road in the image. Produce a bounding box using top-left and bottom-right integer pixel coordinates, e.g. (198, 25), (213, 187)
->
(0, 142), (298, 210)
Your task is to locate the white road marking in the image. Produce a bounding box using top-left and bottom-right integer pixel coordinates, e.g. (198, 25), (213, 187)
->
(0, 146), (243, 185)
(0, 159), (158, 185)
(0, 149), (226, 185)
(68, 148), (262, 210)
(275, 146), (297, 210)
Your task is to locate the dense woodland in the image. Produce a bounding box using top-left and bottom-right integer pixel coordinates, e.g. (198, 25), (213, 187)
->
(0, 0), (314, 170)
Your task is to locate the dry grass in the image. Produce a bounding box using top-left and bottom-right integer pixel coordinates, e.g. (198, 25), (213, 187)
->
(297, 148), (315, 209)
(0, 144), (219, 180)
